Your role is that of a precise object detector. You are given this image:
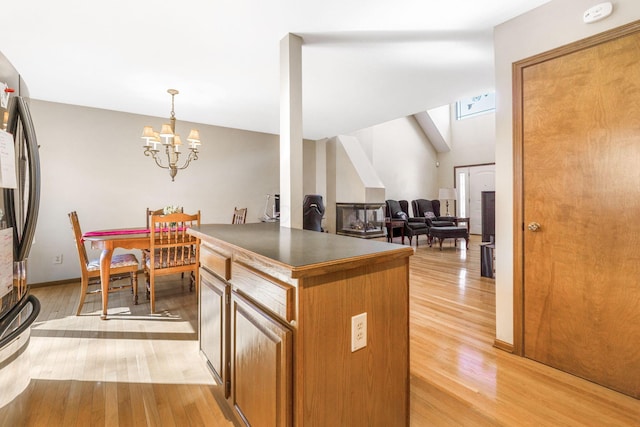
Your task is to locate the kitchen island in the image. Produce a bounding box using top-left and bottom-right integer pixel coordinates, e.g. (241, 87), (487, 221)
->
(188, 222), (413, 426)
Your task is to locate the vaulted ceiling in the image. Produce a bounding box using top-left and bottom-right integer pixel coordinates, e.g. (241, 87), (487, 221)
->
(1, 0), (549, 140)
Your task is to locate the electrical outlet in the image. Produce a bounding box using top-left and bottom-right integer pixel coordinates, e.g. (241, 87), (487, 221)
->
(351, 312), (367, 352)
(53, 254), (63, 264)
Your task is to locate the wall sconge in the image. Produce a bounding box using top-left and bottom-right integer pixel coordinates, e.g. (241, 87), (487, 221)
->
(438, 187), (457, 216)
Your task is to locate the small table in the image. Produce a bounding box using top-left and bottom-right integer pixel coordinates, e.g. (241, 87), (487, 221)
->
(385, 219), (405, 244)
(83, 228), (151, 319)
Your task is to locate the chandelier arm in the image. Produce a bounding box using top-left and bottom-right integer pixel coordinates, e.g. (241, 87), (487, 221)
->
(175, 150), (199, 170)
(154, 155), (171, 170)
(143, 147), (171, 170)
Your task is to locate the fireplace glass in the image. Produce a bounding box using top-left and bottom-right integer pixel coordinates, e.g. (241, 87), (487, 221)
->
(335, 203), (385, 238)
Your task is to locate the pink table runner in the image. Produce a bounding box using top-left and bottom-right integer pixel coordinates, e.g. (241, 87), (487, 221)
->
(83, 228), (149, 238)
(82, 226), (189, 241)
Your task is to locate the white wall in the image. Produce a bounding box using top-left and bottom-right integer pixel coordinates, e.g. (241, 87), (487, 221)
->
(437, 108), (495, 189)
(303, 139), (316, 196)
(349, 116), (439, 202)
(494, 0), (640, 344)
(29, 100), (279, 284)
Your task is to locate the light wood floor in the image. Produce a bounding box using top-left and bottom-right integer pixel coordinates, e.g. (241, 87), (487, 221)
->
(1, 236), (639, 426)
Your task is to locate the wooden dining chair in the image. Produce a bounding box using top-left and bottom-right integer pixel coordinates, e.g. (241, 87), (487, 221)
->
(232, 207), (247, 224)
(144, 211), (200, 313)
(141, 208), (165, 266)
(68, 211), (140, 315)
(145, 207), (166, 229)
(145, 207), (187, 280)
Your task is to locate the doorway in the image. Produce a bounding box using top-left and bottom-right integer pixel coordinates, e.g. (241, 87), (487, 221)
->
(455, 164), (495, 235)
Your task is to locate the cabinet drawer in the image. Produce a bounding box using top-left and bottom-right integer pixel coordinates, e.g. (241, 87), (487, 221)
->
(231, 262), (295, 323)
(200, 244), (231, 280)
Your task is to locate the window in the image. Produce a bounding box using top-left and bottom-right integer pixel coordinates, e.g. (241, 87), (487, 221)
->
(455, 93), (495, 120)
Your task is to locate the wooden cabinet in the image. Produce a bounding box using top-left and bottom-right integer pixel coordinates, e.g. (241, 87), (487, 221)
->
(199, 268), (229, 392)
(230, 291), (293, 426)
(191, 223), (413, 427)
(200, 239), (294, 426)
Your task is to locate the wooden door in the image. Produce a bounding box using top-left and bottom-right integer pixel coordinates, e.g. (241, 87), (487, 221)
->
(519, 25), (640, 398)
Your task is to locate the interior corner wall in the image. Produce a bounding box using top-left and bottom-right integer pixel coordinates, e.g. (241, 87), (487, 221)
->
(494, 0), (640, 345)
(324, 138), (337, 234)
(28, 100), (279, 285)
(349, 116), (439, 202)
(303, 139), (316, 196)
(437, 107), (496, 188)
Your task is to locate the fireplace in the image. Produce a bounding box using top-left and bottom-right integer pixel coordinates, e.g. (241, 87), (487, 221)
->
(335, 203), (385, 238)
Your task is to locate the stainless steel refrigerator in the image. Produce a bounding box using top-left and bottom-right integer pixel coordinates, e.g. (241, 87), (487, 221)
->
(0, 50), (41, 405)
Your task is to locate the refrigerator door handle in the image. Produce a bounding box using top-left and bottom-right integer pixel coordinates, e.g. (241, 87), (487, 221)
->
(4, 96), (40, 261)
(0, 294), (40, 347)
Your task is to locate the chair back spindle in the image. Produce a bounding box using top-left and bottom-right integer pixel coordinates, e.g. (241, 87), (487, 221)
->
(145, 211), (200, 313)
(232, 207), (247, 224)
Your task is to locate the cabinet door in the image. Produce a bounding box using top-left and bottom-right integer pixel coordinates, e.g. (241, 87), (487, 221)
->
(199, 268), (229, 394)
(230, 291), (293, 427)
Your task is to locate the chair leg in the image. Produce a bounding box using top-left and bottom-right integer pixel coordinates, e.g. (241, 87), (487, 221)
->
(75, 276), (89, 316)
(132, 272), (138, 305)
(145, 270), (150, 300)
(150, 274), (155, 313)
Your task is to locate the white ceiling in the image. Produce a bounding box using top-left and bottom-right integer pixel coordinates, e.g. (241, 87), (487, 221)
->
(1, 0), (549, 140)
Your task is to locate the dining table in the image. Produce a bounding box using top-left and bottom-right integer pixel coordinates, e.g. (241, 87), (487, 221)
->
(82, 228), (150, 319)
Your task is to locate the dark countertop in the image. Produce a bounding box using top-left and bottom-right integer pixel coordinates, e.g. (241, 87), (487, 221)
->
(189, 222), (413, 271)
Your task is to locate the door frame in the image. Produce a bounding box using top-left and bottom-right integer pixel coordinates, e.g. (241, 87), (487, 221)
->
(512, 20), (640, 356)
(454, 163), (495, 234)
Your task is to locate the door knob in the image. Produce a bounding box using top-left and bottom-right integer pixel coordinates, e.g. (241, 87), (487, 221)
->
(527, 222), (541, 232)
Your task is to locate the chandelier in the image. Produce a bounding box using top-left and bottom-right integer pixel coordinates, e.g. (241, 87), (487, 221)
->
(140, 89), (201, 181)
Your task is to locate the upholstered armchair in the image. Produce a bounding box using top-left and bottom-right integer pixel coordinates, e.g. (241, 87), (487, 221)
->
(411, 199), (455, 227)
(385, 199), (429, 246)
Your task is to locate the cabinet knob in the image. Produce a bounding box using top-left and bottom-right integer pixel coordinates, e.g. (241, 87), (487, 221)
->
(527, 222), (541, 232)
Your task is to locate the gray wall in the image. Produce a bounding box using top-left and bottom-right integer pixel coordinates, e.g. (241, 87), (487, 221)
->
(29, 100), (279, 284)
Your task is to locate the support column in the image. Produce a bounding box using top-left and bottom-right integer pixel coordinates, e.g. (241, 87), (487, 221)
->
(279, 33), (303, 229)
